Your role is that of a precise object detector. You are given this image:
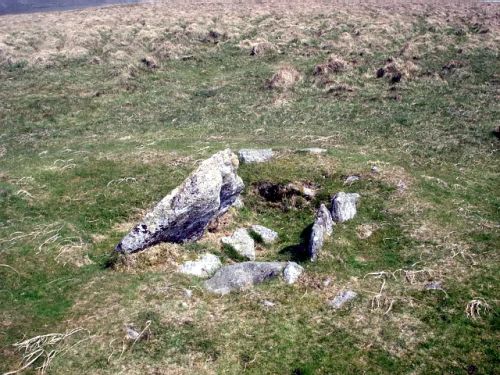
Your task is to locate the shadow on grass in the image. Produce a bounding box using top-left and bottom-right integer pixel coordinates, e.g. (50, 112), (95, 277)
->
(279, 224), (313, 262)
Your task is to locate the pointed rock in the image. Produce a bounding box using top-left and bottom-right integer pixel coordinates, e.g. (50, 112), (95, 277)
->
(204, 261), (286, 295)
(330, 192), (360, 223)
(308, 204), (333, 262)
(221, 228), (255, 260)
(116, 149), (244, 253)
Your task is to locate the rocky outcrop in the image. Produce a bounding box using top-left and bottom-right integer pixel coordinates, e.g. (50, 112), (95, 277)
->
(308, 204), (333, 261)
(115, 149), (244, 254)
(204, 261), (286, 295)
(330, 192), (360, 223)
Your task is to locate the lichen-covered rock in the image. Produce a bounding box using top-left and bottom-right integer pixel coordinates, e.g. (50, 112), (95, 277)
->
(238, 149), (274, 163)
(178, 253), (222, 278)
(116, 149), (244, 254)
(308, 204), (333, 261)
(204, 261), (286, 295)
(250, 225), (278, 244)
(330, 192), (360, 223)
(221, 228), (255, 260)
(283, 262), (304, 284)
(328, 290), (358, 309)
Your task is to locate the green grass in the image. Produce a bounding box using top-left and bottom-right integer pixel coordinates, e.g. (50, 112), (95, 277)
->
(0, 3), (499, 374)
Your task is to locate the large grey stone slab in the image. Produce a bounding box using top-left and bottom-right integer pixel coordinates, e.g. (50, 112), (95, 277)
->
(204, 261), (286, 295)
(116, 149), (244, 253)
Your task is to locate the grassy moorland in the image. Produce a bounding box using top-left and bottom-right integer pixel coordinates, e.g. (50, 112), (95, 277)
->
(0, 0), (498, 373)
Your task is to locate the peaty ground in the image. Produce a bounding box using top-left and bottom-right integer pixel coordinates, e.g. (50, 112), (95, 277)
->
(0, 0), (499, 373)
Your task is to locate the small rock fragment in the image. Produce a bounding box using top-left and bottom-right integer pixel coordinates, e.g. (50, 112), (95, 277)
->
(328, 290), (358, 309)
(183, 289), (193, 298)
(308, 204), (334, 261)
(298, 148), (327, 154)
(238, 149), (274, 163)
(178, 253), (222, 278)
(424, 281), (443, 290)
(283, 262), (304, 284)
(125, 326), (141, 341)
(371, 165), (380, 173)
(330, 192), (360, 223)
(250, 225), (279, 244)
(204, 261), (286, 295)
(221, 228), (255, 260)
(344, 175), (360, 185)
(262, 300), (276, 308)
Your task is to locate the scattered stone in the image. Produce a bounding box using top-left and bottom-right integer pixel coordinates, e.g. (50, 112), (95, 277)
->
(125, 326), (141, 341)
(283, 262), (304, 284)
(141, 56), (158, 69)
(344, 175), (360, 185)
(183, 289), (193, 298)
(238, 149), (274, 163)
(250, 225), (278, 244)
(204, 261), (286, 295)
(221, 228), (255, 260)
(330, 192), (360, 223)
(262, 300), (276, 308)
(298, 148), (327, 154)
(116, 149), (244, 254)
(371, 165), (380, 173)
(328, 290), (358, 309)
(323, 277), (333, 287)
(178, 253), (222, 278)
(308, 204), (334, 261)
(424, 281), (443, 290)
(356, 224), (375, 239)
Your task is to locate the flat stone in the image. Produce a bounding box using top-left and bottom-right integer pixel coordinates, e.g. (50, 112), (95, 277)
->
(116, 149), (244, 253)
(328, 290), (358, 309)
(178, 253), (222, 278)
(330, 192), (360, 223)
(238, 149), (274, 163)
(204, 261), (286, 295)
(298, 148), (327, 154)
(221, 228), (255, 260)
(250, 225), (278, 244)
(308, 204), (333, 262)
(283, 262), (304, 284)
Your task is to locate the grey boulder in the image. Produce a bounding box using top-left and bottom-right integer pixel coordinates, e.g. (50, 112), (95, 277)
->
(221, 228), (255, 260)
(328, 290), (358, 309)
(116, 149), (244, 253)
(238, 149), (274, 163)
(204, 261), (286, 295)
(330, 192), (360, 222)
(250, 225), (278, 244)
(308, 204), (333, 261)
(178, 253), (222, 278)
